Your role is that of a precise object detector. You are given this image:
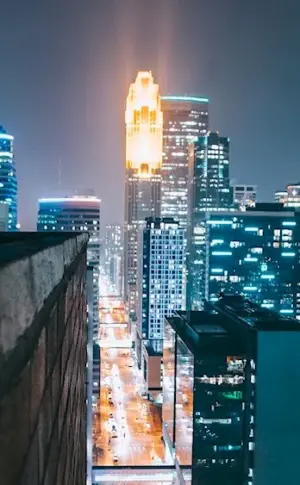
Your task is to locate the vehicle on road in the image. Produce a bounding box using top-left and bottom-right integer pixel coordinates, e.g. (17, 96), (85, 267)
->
(113, 454), (119, 463)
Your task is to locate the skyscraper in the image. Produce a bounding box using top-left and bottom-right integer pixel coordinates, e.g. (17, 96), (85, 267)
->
(203, 204), (300, 316)
(104, 224), (123, 296)
(187, 132), (232, 309)
(163, 294), (300, 485)
(137, 217), (185, 342)
(124, 71), (163, 317)
(0, 126), (18, 230)
(37, 196), (101, 339)
(161, 96), (209, 227)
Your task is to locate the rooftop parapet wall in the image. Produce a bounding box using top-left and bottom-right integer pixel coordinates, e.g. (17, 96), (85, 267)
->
(0, 233), (88, 380)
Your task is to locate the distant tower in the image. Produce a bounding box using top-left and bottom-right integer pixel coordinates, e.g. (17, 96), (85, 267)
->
(187, 132), (232, 310)
(124, 71), (163, 318)
(161, 96), (209, 227)
(0, 126), (18, 230)
(37, 196), (101, 339)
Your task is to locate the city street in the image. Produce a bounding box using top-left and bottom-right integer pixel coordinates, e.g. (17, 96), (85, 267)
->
(93, 286), (172, 467)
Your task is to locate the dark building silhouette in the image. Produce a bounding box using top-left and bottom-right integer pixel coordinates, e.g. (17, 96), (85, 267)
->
(163, 294), (300, 485)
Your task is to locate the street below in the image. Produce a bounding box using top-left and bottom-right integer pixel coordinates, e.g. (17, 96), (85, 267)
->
(93, 286), (172, 467)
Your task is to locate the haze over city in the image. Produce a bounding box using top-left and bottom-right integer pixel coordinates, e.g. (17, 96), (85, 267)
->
(1, 0), (300, 230)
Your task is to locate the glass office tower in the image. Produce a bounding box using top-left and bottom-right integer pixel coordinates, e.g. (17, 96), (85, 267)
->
(0, 126), (18, 230)
(187, 132), (232, 310)
(163, 295), (300, 485)
(161, 96), (209, 227)
(204, 203), (300, 316)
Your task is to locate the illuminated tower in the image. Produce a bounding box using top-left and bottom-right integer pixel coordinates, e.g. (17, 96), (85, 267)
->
(0, 126), (18, 231)
(124, 71), (163, 317)
(161, 96), (209, 227)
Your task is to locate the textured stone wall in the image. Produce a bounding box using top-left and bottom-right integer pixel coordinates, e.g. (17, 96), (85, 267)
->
(0, 234), (88, 485)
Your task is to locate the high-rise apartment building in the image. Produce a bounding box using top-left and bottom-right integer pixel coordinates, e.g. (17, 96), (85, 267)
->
(163, 294), (300, 485)
(37, 196), (101, 338)
(161, 96), (209, 226)
(137, 217), (185, 342)
(0, 232), (88, 485)
(187, 132), (232, 310)
(124, 71), (163, 317)
(0, 126), (18, 230)
(104, 224), (123, 296)
(203, 204), (300, 316)
(233, 184), (257, 209)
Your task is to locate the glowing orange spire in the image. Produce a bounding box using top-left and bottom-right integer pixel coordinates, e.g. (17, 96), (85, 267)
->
(125, 71), (163, 176)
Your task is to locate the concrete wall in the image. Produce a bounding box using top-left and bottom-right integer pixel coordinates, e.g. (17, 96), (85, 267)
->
(0, 234), (88, 485)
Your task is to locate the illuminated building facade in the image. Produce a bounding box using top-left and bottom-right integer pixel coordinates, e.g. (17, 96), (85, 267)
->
(104, 224), (123, 296)
(124, 71), (163, 316)
(274, 190), (288, 203)
(37, 196), (101, 338)
(187, 132), (232, 310)
(0, 201), (9, 230)
(233, 184), (257, 210)
(163, 295), (300, 485)
(0, 126), (18, 230)
(203, 204), (300, 317)
(275, 182), (300, 208)
(161, 96), (209, 226)
(137, 217), (185, 341)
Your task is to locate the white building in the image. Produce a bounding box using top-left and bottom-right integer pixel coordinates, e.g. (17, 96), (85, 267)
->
(275, 183), (300, 208)
(233, 184), (257, 210)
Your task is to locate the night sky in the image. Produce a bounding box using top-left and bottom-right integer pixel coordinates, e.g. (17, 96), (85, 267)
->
(1, 0), (300, 230)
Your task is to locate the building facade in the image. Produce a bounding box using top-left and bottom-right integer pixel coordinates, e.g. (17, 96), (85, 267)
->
(233, 184), (257, 210)
(161, 96), (209, 226)
(163, 295), (300, 485)
(0, 126), (18, 230)
(274, 182), (300, 208)
(204, 204), (300, 316)
(137, 217), (185, 342)
(187, 132), (232, 310)
(104, 224), (123, 296)
(0, 201), (9, 230)
(92, 343), (100, 400)
(124, 71), (163, 317)
(0, 232), (88, 485)
(37, 196), (101, 339)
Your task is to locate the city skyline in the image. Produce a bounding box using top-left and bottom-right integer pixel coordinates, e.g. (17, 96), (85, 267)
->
(1, 0), (300, 230)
